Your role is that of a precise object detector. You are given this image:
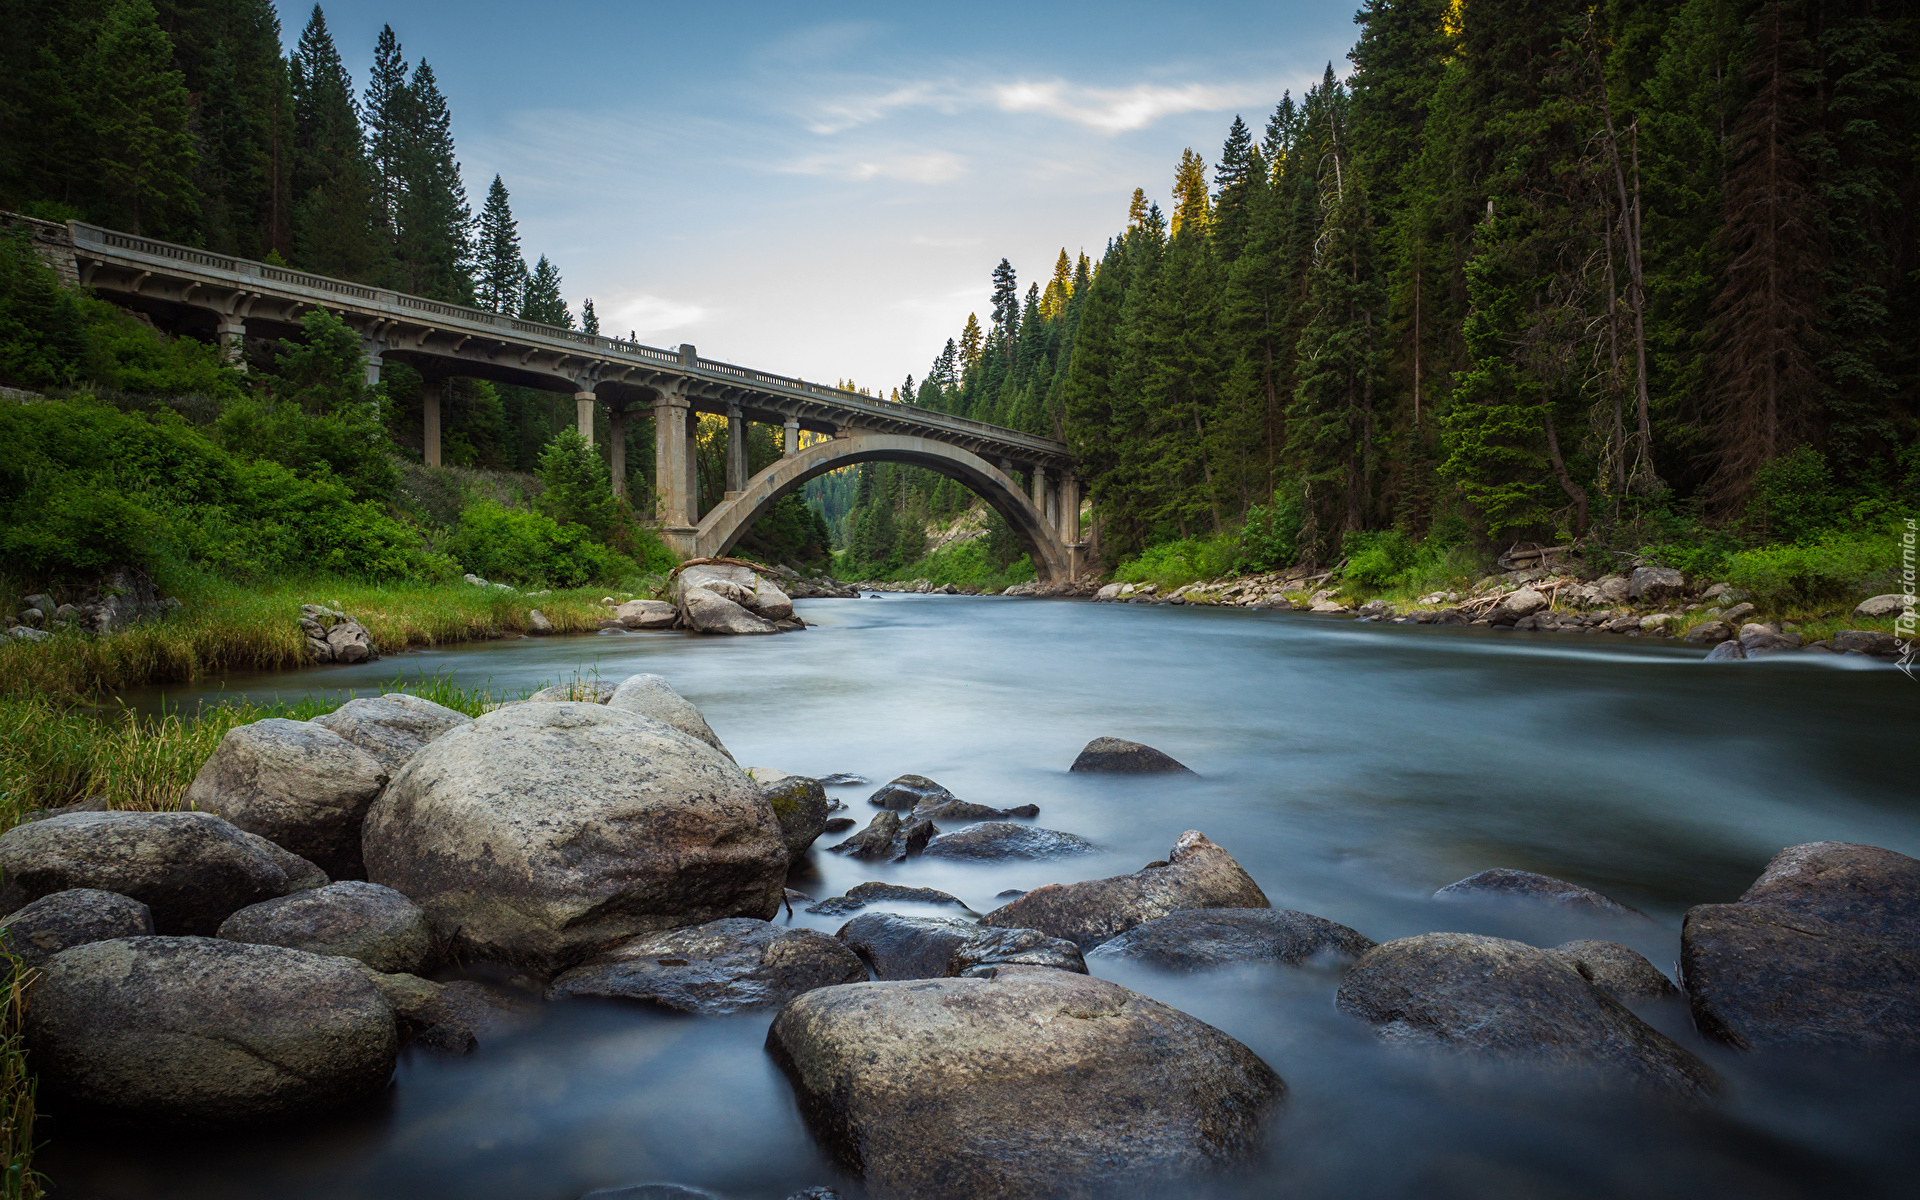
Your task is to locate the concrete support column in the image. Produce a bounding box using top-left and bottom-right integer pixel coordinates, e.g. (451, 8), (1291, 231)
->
(1031, 464), (1049, 522)
(360, 335), (384, 389)
(608, 407), (628, 500)
(651, 393), (697, 536)
(725, 403), (748, 494)
(575, 391), (596, 446)
(684, 407), (701, 520)
(1000, 457), (1014, 478)
(783, 417), (799, 457)
(1060, 473), (1080, 543)
(216, 321), (247, 372)
(423, 378), (444, 469)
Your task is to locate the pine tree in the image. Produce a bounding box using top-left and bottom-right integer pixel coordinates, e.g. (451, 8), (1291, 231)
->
(391, 60), (472, 302)
(364, 24), (408, 243)
(475, 175), (525, 313)
(959, 313), (983, 372)
(1170, 148), (1211, 238)
(989, 258), (1020, 355)
(1213, 117), (1256, 263)
(581, 297), (599, 335)
(87, 0), (198, 237)
(289, 5), (383, 280)
(520, 255), (571, 328)
(537, 427), (617, 537)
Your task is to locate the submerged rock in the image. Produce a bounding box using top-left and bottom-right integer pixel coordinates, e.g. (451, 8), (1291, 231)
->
(218, 880), (433, 975)
(27, 937), (397, 1124)
(361, 970), (532, 1054)
(1548, 940), (1679, 1004)
(921, 822), (1096, 861)
(984, 831), (1269, 948)
(362, 702), (787, 976)
(1433, 868), (1644, 918)
(911, 798), (1039, 822)
(1335, 933), (1716, 1099)
(546, 918), (866, 1014)
(867, 774), (952, 811)
(1090, 908), (1375, 971)
(310, 693), (472, 775)
(183, 718), (388, 879)
(607, 674), (732, 759)
(1068, 737), (1195, 774)
(829, 811), (928, 861)
(0, 811), (326, 936)
(766, 967), (1284, 1199)
(805, 882), (972, 918)
(0, 888), (153, 969)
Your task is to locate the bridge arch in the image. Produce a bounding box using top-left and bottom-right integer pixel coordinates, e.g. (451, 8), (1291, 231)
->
(690, 434), (1070, 582)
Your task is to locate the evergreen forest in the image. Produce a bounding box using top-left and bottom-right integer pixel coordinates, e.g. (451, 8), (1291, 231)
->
(828, 0), (1917, 603)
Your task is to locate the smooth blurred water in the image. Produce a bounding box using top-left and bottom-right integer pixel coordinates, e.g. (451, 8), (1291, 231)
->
(48, 596), (1920, 1199)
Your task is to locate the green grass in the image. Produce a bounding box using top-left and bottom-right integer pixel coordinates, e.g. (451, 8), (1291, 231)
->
(1112, 534), (1241, 591)
(0, 945), (39, 1200)
(0, 573), (616, 706)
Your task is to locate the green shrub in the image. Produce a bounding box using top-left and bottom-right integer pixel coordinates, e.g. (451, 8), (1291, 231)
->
(1720, 529), (1899, 608)
(444, 500), (630, 587)
(536, 428), (618, 537)
(1115, 534), (1238, 589)
(1233, 488), (1304, 573)
(1342, 530), (1420, 588)
(1745, 445), (1845, 544)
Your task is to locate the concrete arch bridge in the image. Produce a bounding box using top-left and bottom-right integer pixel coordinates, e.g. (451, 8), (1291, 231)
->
(25, 215), (1088, 580)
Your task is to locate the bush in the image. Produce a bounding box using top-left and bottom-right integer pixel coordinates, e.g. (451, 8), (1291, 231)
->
(213, 397), (399, 503)
(1114, 534), (1238, 589)
(1234, 488), (1304, 573)
(536, 428), (618, 537)
(1342, 530), (1420, 588)
(444, 500), (630, 587)
(1746, 445), (1845, 544)
(1720, 529), (1899, 608)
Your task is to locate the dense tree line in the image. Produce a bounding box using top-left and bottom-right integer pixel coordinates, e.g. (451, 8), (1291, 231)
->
(838, 0), (1917, 577)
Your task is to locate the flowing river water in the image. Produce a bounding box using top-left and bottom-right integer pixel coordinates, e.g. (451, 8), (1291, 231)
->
(45, 596), (1920, 1199)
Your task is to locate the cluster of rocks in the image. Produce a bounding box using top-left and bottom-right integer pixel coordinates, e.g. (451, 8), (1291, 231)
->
(3, 566), (179, 643)
(856, 579), (978, 594)
(595, 562), (850, 636)
(299, 603), (379, 664)
(999, 579), (1103, 598)
(1090, 562), (1906, 661)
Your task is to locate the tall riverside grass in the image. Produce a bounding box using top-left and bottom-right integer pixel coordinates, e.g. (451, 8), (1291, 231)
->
(0, 575), (613, 705)
(0, 948), (40, 1200)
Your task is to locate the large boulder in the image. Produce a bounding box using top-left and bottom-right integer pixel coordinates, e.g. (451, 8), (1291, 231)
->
(1627, 565), (1686, 601)
(183, 717), (389, 879)
(0, 888), (153, 968)
(311, 693), (472, 775)
(675, 563), (795, 621)
(0, 811), (326, 936)
(828, 811), (913, 861)
(678, 585), (779, 635)
(1336, 933), (1716, 1098)
(911, 797), (1039, 822)
(615, 599), (679, 629)
(547, 918), (866, 1013)
(362, 702), (787, 975)
(984, 831), (1269, 949)
(607, 674), (732, 758)
(767, 967), (1284, 1199)
(26, 937), (397, 1123)
(1548, 940), (1679, 1004)
(529, 680), (617, 703)
(217, 880), (433, 974)
(1433, 868), (1644, 917)
(1853, 594), (1907, 619)
(761, 775), (831, 862)
(920, 822), (1096, 861)
(1068, 737), (1194, 774)
(361, 970), (531, 1054)
(1680, 842), (1920, 1051)
(836, 913), (978, 980)
(1090, 907), (1374, 971)
(1500, 588), (1550, 618)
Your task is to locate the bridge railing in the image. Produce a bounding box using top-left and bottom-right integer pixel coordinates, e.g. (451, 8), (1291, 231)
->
(67, 220), (1064, 454)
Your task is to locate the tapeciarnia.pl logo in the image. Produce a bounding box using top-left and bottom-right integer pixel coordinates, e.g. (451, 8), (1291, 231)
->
(1898, 517), (1916, 681)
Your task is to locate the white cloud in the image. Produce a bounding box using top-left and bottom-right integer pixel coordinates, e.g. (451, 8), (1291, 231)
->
(777, 150), (968, 184)
(602, 293), (710, 337)
(804, 82), (966, 135)
(992, 80), (1254, 132)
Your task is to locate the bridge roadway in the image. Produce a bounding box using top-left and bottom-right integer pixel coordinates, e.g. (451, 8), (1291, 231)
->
(40, 218), (1086, 579)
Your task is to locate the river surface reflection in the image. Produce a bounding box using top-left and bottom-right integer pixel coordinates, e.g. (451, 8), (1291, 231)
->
(49, 595), (1920, 1199)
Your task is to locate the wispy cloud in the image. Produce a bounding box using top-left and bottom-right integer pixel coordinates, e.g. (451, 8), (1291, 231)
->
(804, 82), (967, 135)
(992, 81), (1255, 132)
(778, 150), (969, 184)
(604, 293), (710, 336)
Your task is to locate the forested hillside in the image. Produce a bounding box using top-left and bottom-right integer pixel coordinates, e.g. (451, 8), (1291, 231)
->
(834, 0), (1917, 597)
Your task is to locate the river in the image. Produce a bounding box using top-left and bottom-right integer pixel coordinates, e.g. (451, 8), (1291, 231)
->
(46, 596), (1920, 1199)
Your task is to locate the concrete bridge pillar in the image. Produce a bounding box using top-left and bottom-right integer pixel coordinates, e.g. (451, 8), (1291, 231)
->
(652, 391), (697, 536)
(575, 391), (596, 446)
(216, 321), (247, 372)
(423, 378), (445, 469)
(726, 403), (748, 495)
(608, 405), (628, 500)
(783, 417), (799, 457)
(1059, 472), (1081, 543)
(1031, 464), (1050, 527)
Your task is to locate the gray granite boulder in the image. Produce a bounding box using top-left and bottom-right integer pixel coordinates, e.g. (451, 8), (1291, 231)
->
(761, 775), (831, 862)
(921, 822), (1096, 861)
(984, 831), (1269, 949)
(675, 564), (795, 621)
(767, 966), (1284, 1199)
(1433, 868), (1644, 918)
(1736, 841), (1920, 952)
(1336, 933), (1716, 1098)
(362, 702), (787, 976)
(1627, 566), (1685, 601)
(607, 674), (732, 758)
(836, 913), (978, 980)
(828, 811), (926, 861)
(546, 918), (866, 1013)
(867, 774), (952, 811)
(218, 880), (433, 974)
(0, 811), (326, 936)
(26, 937), (397, 1123)
(1069, 737), (1194, 774)
(184, 717), (388, 879)
(1548, 940), (1679, 1004)
(615, 599), (679, 629)
(1090, 907), (1374, 971)
(911, 798), (1039, 822)
(528, 679), (618, 703)
(310, 693), (472, 775)
(0, 888), (153, 968)
(944, 926), (1086, 978)
(678, 586), (779, 635)
(360, 969), (532, 1054)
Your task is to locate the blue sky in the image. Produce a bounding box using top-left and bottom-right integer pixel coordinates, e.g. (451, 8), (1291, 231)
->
(278, 1), (1363, 389)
